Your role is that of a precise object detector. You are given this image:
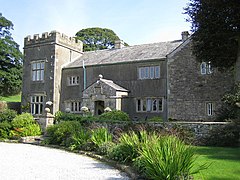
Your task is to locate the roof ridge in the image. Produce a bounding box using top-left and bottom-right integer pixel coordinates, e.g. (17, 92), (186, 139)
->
(100, 78), (113, 83)
(64, 40), (183, 68)
(82, 39), (182, 54)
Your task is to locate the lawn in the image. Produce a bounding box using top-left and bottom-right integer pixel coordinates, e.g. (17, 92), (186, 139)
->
(0, 94), (21, 102)
(194, 146), (240, 180)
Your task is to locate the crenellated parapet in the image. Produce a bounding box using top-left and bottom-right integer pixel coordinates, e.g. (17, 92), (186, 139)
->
(24, 30), (83, 52)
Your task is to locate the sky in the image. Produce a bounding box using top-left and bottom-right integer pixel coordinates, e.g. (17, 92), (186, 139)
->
(1, 0), (191, 51)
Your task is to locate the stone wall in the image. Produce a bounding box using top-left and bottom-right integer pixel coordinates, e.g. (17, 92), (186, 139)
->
(83, 121), (239, 146)
(0, 101), (7, 112)
(0, 101), (21, 113)
(167, 40), (234, 121)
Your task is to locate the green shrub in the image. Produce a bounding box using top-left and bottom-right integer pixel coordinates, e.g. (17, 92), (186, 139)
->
(91, 127), (112, 150)
(45, 121), (85, 147)
(147, 116), (163, 122)
(54, 111), (97, 123)
(219, 83), (240, 122)
(108, 143), (136, 163)
(69, 128), (91, 151)
(54, 111), (83, 123)
(0, 109), (17, 122)
(135, 135), (202, 180)
(108, 131), (148, 163)
(97, 141), (115, 155)
(10, 113), (41, 138)
(99, 110), (130, 121)
(0, 121), (12, 139)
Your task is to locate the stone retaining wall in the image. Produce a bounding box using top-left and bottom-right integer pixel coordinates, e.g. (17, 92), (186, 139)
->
(0, 101), (8, 112)
(164, 121), (229, 139)
(0, 101), (21, 113)
(84, 121), (239, 145)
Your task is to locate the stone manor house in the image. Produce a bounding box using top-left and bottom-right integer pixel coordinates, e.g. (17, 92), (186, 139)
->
(21, 31), (234, 121)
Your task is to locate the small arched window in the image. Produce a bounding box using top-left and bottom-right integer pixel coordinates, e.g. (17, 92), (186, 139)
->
(200, 62), (207, 74)
(206, 62), (213, 74)
(201, 62), (213, 75)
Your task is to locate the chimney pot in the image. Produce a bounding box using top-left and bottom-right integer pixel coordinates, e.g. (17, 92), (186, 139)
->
(115, 40), (124, 49)
(181, 31), (189, 41)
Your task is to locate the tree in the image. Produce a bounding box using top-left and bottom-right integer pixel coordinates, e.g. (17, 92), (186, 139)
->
(0, 13), (23, 96)
(75, 27), (128, 52)
(184, 0), (240, 69)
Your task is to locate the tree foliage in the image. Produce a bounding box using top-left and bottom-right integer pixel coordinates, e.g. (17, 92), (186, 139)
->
(220, 83), (240, 122)
(0, 13), (23, 96)
(75, 27), (127, 52)
(185, 0), (240, 69)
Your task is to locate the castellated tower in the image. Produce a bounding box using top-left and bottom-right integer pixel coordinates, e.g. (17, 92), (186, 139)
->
(21, 31), (83, 116)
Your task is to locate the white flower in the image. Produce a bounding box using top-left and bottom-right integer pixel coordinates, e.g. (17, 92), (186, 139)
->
(81, 106), (89, 112)
(104, 107), (112, 112)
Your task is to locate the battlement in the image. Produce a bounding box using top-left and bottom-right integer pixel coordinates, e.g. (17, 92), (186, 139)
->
(24, 30), (83, 51)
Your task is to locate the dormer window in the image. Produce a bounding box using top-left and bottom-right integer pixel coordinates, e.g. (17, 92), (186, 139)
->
(200, 62), (213, 75)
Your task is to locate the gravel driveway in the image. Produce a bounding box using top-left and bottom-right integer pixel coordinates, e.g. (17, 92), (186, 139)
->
(0, 143), (130, 180)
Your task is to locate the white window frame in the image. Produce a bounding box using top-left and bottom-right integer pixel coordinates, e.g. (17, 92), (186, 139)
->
(32, 61), (45, 81)
(206, 62), (213, 74)
(138, 66), (160, 80)
(137, 99), (141, 112)
(65, 101), (81, 113)
(200, 62), (207, 74)
(206, 102), (213, 116)
(201, 62), (213, 75)
(136, 97), (163, 112)
(30, 95), (44, 115)
(155, 66), (160, 78)
(68, 76), (80, 86)
(150, 67), (155, 79)
(158, 98), (163, 112)
(147, 98), (152, 112)
(144, 67), (150, 79)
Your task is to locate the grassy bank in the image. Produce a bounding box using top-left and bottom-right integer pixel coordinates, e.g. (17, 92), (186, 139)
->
(194, 146), (240, 179)
(1, 94), (21, 102)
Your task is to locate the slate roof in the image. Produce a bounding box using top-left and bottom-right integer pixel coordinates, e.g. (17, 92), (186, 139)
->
(65, 40), (182, 68)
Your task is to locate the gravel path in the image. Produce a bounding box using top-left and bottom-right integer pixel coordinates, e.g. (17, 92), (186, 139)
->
(0, 142), (130, 180)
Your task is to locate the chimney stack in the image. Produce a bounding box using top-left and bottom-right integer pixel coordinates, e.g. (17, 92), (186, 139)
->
(114, 40), (124, 49)
(181, 31), (189, 41)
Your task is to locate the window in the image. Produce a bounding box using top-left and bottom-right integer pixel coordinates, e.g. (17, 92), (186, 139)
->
(137, 99), (141, 112)
(136, 98), (163, 112)
(201, 62), (213, 75)
(70, 101), (81, 112)
(155, 66), (160, 78)
(68, 76), (79, 86)
(31, 95), (44, 115)
(150, 67), (154, 79)
(206, 102), (213, 116)
(207, 63), (213, 74)
(200, 62), (207, 74)
(158, 99), (163, 112)
(138, 66), (160, 79)
(147, 98), (152, 111)
(32, 61), (44, 81)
